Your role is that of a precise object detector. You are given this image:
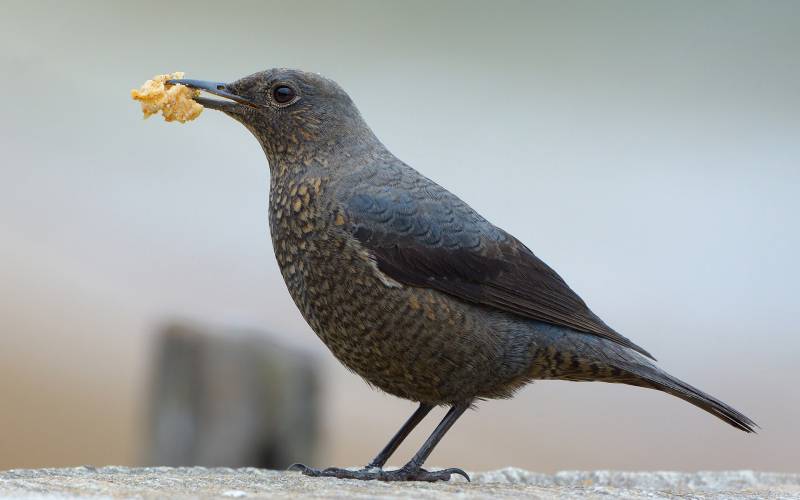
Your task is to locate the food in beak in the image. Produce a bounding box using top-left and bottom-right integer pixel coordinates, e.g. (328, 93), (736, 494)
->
(131, 72), (204, 123)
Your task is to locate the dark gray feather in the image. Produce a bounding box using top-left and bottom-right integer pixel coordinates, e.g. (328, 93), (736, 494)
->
(339, 161), (655, 360)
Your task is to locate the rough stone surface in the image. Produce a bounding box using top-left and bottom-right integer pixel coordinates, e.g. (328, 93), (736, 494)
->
(1, 467), (798, 499)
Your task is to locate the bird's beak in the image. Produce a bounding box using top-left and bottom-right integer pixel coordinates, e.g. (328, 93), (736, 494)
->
(166, 78), (258, 112)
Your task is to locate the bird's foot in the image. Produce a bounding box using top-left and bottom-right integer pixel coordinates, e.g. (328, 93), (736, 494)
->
(288, 463), (469, 482)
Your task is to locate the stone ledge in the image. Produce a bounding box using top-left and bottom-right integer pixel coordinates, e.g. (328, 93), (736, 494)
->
(1, 466), (798, 499)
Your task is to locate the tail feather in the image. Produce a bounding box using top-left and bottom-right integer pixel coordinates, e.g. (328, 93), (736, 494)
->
(534, 326), (757, 433)
(622, 361), (758, 433)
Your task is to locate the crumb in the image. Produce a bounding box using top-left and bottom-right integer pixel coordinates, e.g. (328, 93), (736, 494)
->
(131, 72), (203, 123)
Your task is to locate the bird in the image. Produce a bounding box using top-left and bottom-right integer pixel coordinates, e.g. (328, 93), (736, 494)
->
(167, 69), (756, 482)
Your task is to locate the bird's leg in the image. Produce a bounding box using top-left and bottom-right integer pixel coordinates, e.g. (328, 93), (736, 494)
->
(289, 403), (433, 479)
(290, 402), (471, 482)
(378, 401), (471, 482)
(364, 402), (433, 469)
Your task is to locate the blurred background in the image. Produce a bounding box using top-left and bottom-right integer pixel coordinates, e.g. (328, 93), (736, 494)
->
(1, 0), (798, 473)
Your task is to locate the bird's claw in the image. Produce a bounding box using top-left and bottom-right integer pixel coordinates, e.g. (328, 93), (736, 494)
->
(288, 463), (470, 482)
(288, 463), (316, 474)
(412, 467), (470, 482)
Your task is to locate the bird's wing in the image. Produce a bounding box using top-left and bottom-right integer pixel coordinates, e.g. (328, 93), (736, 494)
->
(341, 178), (654, 360)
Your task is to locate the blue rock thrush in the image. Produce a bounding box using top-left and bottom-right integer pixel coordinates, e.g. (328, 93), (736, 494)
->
(166, 69), (756, 482)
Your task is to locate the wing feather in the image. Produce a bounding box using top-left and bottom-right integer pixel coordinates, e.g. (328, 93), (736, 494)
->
(341, 173), (654, 360)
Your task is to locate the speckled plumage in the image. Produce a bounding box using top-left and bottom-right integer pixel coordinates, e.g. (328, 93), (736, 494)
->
(172, 69), (755, 481)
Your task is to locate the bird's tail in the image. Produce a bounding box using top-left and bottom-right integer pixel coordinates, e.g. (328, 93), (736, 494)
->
(617, 359), (758, 433)
(536, 330), (758, 433)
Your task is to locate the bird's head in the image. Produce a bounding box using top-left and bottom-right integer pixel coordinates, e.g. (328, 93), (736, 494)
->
(169, 69), (379, 165)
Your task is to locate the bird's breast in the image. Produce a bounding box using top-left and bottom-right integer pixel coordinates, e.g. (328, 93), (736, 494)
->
(266, 174), (516, 403)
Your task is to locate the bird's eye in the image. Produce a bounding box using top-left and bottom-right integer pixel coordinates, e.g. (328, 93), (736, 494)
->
(272, 85), (296, 104)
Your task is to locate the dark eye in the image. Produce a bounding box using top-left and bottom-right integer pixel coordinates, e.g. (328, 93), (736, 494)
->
(273, 85), (296, 104)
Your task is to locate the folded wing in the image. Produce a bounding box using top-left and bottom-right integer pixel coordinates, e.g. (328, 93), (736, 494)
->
(343, 183), (654, 360)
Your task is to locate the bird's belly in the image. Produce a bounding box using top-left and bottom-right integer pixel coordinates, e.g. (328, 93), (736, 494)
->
(273, 229), (528, 403)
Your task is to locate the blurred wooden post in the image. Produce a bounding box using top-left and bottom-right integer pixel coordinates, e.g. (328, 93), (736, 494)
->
(146, 323), (320, 468)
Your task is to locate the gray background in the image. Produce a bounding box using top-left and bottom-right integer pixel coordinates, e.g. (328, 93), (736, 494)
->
(1, 0), (798, 472)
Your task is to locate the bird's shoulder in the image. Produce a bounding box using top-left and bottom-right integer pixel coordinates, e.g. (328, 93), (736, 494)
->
(331, 159), (502, 250)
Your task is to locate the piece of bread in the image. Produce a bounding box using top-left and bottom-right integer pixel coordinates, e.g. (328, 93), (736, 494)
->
(131, 72), (203, 123)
